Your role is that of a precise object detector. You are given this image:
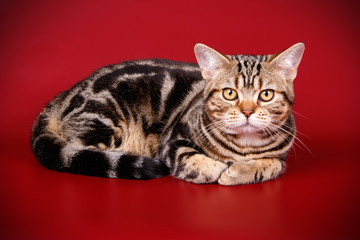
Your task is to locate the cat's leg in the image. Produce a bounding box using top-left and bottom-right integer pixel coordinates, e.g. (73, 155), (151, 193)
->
(218, 158), (285, 185)
(161, 139), (228, 184)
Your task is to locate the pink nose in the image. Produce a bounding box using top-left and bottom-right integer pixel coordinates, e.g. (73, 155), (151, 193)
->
(242, 110), (253, 118)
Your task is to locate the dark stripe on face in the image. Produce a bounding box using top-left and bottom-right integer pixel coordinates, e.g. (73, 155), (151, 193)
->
(250, 61), (258, 87)
(234, 75), (239, 88)
(256, 62), (261, 73)
(258, 77), (263, 89)
(280, 91), (293, 105)
(205, 89), (218, 103)
(241, 72), (246, 89)
(233, 55), (242, 72)
(244, 60), (248, 69)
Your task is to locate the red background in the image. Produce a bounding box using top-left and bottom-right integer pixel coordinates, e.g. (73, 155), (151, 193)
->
(1, 0), (359, 239)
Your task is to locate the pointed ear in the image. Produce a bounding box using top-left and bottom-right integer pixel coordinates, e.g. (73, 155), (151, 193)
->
(194, 43), (230, 80)
(269, 42), (305, 81)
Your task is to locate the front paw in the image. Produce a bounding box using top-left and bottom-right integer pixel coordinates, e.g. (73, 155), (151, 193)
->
(218, 159), (283, 185)
(176, 154), (228, 184)
(218, 162), (256, 185)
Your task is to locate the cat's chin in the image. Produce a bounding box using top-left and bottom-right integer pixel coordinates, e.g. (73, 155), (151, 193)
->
(226, 123), (263, 135)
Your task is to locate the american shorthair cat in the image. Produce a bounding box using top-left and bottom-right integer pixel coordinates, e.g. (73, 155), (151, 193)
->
(31, 43), (304, 185)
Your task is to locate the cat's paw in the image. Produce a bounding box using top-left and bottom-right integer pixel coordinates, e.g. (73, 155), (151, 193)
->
(218, 159), (283, 185)
(218, 162), (257, 185)
(178, 154), (228, 184)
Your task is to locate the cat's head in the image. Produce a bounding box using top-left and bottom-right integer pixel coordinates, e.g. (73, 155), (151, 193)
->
(194, 43), (304, 144)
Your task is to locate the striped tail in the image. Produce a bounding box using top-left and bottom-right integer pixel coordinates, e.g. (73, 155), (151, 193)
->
(31, 113), (169, 180)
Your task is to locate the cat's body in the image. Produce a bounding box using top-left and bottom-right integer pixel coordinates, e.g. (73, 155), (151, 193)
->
(31, 43), (304, 185)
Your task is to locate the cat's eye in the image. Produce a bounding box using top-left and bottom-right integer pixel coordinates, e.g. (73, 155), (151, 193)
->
(222, 88), (238, 101)
(259, 90), (274, 102)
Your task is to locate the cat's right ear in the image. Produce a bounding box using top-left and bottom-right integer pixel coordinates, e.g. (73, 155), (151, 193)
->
(194, 43), (230, 80)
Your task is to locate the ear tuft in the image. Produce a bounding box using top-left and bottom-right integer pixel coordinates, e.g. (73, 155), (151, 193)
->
(194, 43), (229, 80)
(269, 42), (305, 81)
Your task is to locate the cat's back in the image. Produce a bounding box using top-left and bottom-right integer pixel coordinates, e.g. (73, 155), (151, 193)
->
(41, 59), (204, 146)
(47, 59), (203, 115)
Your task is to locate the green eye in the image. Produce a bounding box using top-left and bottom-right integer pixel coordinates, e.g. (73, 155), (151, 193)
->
(259, 90), (274, 102)
(222, 88), (238, 101)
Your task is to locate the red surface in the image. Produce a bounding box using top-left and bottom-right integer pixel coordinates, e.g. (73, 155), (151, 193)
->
(1, 0), (359, 239)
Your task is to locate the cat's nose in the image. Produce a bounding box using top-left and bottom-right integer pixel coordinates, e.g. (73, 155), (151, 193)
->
(242, 109), (253, 118)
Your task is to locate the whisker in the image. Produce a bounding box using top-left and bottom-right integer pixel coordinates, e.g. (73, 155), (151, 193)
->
(266, 121), (315, 157)
(292, 109), (310, 120)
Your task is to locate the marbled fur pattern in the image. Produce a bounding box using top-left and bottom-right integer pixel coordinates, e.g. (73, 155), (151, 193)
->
(31, 43), (304, 185)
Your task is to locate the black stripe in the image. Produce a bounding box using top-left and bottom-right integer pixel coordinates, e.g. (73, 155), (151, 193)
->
(174, 161), (185, 177)
(116, 155), (139, 179)
(33, 135), (64, 170)
(185, 170), (199, 180)
(235, 76), (239, 89)
(111, 94), (130, 122)
(205, 89), (218, 103)
(61, 94), (85, 119)
(163, 139), (203, 172)
(116, 155), (169, 180)
(67, 150), (110, 178)
(280, 91), (294, 105)
(80, 100), (120, 125)
(79, 119), (114, 147)
(163, 91), (203, 137)
(93, 62), (164, 93)
(256, 62), (262, 74)
(244, 60), (248, 69)
(149, 77), (163, 115)
(178, 151), (198, 162)
(250, 61), (257, 87)
(258, 77), (263, 89)
(234, 55), (242, 72)
(114, 134), (122, 148)
(163, 71), (200, 118)
(175, 151), (199, 177)
(241, 72), (246, 89)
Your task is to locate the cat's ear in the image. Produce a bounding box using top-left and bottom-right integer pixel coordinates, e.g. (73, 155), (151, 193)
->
(269, 42), (305, 81)
(194, 43), (230, 80)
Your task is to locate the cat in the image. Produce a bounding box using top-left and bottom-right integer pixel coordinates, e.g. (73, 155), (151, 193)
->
(31, 43), (304, 185)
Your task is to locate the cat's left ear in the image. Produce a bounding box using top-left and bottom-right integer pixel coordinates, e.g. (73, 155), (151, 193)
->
(194, 43), (230, 80)
(269, 42), (305, 81)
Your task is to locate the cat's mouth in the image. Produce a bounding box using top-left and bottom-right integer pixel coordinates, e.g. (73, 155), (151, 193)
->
(226, 121), (263, 135)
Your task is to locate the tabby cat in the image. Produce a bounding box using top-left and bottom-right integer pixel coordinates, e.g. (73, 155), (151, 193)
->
(31, 43), (305, 185)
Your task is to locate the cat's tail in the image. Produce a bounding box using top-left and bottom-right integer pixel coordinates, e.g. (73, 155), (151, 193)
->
(31, 112), (169, 180)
